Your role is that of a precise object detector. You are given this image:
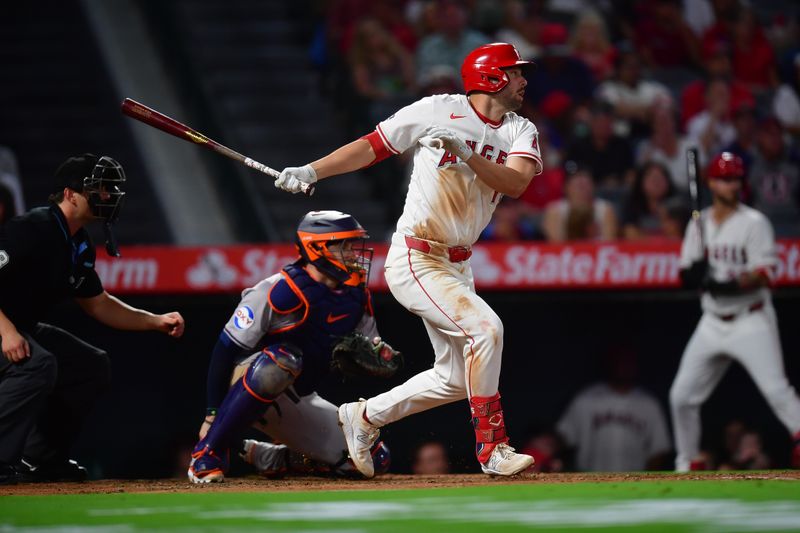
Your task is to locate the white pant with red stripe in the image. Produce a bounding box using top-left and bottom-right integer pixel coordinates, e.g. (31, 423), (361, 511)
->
(365, 233), (503, 427)
(669, 304), (800, 471)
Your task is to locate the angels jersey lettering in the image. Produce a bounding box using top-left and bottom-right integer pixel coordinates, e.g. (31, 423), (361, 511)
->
(376, 94), (542, 246)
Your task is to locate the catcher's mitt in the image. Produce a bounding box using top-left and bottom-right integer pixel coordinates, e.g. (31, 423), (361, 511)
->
(330, 333), (403, 379)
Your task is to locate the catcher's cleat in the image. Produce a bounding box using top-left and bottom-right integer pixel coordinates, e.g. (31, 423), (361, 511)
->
(338, 399), (379, 478)
(240, 439), (289, 478)
(480, 443), (534, 476)
(791, 432), (800, 469)
(188, 445), (228, 484)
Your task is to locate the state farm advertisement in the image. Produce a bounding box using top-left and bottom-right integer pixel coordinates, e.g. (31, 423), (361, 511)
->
(94, 240), (800, 294)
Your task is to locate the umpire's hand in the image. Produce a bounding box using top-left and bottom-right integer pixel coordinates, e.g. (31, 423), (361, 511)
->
(155, 312), (185, 338)
(1, 328), (30, 362)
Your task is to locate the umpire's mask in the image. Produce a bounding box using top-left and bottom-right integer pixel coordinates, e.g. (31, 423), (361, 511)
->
(53, 153), (127, 257)
(84, 156), (126, 224)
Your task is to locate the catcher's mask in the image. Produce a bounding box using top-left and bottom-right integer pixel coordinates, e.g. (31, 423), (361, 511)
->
(295, 210), (373, 287)
(53, 153), (127, 256)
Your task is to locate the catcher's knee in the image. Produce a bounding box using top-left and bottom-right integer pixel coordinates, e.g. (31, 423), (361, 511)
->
(244, 344), (303, 401)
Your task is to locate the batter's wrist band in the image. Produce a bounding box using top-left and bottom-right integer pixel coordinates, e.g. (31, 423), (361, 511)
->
(205, 408), (218, 417)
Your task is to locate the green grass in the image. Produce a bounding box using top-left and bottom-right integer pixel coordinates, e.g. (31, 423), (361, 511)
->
(2, 479), (800, 532)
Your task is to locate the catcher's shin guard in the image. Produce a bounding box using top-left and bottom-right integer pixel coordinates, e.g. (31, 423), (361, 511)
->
(200, 346), (302, 456)
(246, 345), (303, 400)
(470, 393), (509, 464)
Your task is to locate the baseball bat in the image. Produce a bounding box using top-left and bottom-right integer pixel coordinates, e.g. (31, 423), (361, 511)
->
(121, 98), (313, 195)
(686, 147), (704, 252)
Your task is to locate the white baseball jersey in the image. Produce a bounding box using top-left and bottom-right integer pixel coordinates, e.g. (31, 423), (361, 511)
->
(364, 94), (543, 439)
(377, 94), (542, 246)
(679, 205), (777, 316)
(558, 383), (671, 472)
(671, 204), (800, 471)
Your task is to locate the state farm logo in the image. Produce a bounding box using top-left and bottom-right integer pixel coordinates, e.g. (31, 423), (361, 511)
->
(95, 258), (158, 289)
(187, 250), (239, 288)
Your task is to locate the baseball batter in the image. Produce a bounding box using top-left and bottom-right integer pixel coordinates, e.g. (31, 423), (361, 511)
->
(276, 43), (542, 476)
(671, 151), (800, 471)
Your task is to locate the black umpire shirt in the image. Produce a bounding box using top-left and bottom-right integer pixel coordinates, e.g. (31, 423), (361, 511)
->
(0, 205), (104, 334)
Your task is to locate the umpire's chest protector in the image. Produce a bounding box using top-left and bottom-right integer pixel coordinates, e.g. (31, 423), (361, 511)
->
(268, 265), (367, 391)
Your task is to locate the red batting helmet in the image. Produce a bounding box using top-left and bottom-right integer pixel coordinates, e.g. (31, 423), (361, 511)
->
(461, 42), (533, 94)
(707, 151), (744, 181)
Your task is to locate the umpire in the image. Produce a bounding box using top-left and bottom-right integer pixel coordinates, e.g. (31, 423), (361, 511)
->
(0, 154), (185, 484)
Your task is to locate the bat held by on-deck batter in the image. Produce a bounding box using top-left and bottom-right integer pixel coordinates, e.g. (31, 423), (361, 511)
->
(120, 98), (313, 195)
(686, 146), (705, 255)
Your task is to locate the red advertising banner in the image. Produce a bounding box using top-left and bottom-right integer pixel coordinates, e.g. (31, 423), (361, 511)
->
(94, 240), (800, 294)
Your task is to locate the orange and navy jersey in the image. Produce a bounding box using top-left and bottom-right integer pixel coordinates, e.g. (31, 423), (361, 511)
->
(222, 262), (377, 394)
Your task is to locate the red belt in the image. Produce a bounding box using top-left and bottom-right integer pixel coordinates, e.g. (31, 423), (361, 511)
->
(717, 301), (764, 322)
(404, 235), (472, 262)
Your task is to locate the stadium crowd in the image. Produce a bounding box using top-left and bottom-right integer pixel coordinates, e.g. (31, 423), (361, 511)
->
(314, 0), (800, 241)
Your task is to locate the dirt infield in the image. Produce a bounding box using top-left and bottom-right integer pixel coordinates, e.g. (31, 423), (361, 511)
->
(2, 471), (799, 496)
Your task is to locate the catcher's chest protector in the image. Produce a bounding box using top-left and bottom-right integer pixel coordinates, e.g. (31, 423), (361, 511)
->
(269, 265), (367, 393)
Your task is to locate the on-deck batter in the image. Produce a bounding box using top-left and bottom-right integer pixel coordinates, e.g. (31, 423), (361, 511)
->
(670, 151), (800, 471)
(275, 42), (542, 477)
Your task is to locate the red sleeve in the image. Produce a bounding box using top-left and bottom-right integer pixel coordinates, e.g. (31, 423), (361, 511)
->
(360, 131), (393, 168)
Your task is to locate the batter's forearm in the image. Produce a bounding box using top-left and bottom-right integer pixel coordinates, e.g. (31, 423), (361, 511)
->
(310, 139), (376, 180)
(467, 155), (531, 197)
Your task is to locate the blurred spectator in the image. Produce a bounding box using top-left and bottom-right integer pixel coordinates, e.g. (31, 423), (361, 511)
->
(685, 78), (737, 162)
(748, 117), (800, 237)
(518, 126), (566, 215)
(701, 0), (742, 56)
(683, 0), (715, 38)
(565, 101), (635, 188)
(468, 0), (507, 37)
(411, 440), (450, 475)
(523, 23), (595, 108)
(596, 47), (672, 140)
(714, 418), (746, 470)
(0, 146), (26, 216)
(0, 183), (16, 225)
(621, 161), (680, 240)
(680, 41), (755, 129)
(636, 101), (695, 192)
(569, 10), (616, 83)
(405, 0), (439, 39)
(415, 0), (489, 85)
(541, 164), (618, 242)
(772, 51), (800, 138)
(480, 197), (538, 241)
(729, 8), (779, 93)
(418, 64), (461, 96)
(520, 430), (565, 473)
(661, 196), (692, 240)
(634, 0), (701, 69)
(720, 428), (772, 470)
(494, 0), (542, 61)
(719, 103), (757, 206)
(329, 0), (418, 56)
(349, 18), (417, 124)
(557, 343), (672, 472)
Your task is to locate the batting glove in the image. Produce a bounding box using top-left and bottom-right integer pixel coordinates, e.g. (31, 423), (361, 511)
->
(275, 164), (317, 194)
(419, 126), (473, 161)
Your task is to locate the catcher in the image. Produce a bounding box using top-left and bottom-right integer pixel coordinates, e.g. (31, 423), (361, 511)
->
(189, 210), (402, 483)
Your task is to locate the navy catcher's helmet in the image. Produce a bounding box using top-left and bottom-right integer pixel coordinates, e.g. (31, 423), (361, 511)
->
(295, 210), (373, 287)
